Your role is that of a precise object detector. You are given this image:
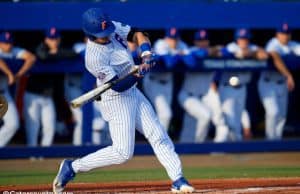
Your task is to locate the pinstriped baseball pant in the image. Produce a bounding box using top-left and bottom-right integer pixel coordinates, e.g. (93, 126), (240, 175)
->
(72, 87), (183, 181)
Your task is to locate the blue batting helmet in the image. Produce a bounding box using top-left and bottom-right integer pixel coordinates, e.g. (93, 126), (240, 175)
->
(194, 29), (209, 41)
(0, 31), (13, 44)
(277, 23), (291, 34)
(82, 8), (116, 38)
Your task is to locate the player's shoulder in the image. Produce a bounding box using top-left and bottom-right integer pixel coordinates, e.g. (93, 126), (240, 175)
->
(288, 40), (300, 47)
(112, 21), (131, 37)
(226, 42), (238, 52)
(154, 39), (167, 48)
(85, 40), (109, 61)
(265, 37), (278, 47)
(112, 21), (130, 29)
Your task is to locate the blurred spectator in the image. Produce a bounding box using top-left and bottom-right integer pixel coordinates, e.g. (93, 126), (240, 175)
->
(0, 31), (36, 147)
(178, 29), (229, 143)
(258, 23), (300, 140)
(24, 27), (77, 147)
(143, 27), (189, 131)
(219, 28), (268, 141)
(66, 37), (86, 146)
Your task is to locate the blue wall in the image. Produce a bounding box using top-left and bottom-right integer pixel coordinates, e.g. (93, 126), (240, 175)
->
(1, 2), (300, 30)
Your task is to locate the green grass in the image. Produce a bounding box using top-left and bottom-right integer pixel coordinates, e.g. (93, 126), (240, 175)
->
(1, 166), (300, 186)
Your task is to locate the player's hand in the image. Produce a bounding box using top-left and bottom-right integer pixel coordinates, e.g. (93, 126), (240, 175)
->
(142, 53), (156, 67)
(7, 72), (15, 86)
(256, 49), (269, 60)
(135, 63), (151, 78)
(286, 75), (295, 91)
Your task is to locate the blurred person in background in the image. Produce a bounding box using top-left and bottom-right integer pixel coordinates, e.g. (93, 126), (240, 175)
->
(143, 27), (189, 131)
(67, 37), (86, 146)
(24, 27), (77, 147)
(258, 23), (300, 140)
(219, 28), (268, 141)
(0, 31), (36, 147)
(178, 29), (229, 143)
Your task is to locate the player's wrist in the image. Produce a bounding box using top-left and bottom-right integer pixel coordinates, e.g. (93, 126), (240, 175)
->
(140, 42), (152, 58)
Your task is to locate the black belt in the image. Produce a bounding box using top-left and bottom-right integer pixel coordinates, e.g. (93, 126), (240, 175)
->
(263, 78), (285, 84)
(0, 90), (4, 94)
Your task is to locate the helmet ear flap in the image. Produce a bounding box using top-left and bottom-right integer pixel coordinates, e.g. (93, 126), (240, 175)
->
(87, 34), (96, 41)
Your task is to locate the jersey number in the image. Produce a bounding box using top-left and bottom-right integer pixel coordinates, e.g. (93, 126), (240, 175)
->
(115, 34), (127, 49)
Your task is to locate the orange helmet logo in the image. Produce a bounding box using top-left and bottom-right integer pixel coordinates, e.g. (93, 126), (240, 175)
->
(170, 28), (177, 36)
(5, 32), (10, 40)
(50, 27), (56, 36)
(101, 21), (107, 30)
(283, 23), (289, 31)
(200, 30), (206, 38)
(239, 29), (247, 36)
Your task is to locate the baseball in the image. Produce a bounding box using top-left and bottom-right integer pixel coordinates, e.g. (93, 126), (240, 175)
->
(229, 76), (240, 86)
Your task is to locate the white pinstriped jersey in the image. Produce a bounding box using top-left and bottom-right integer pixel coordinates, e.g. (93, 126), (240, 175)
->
(261, 37), (300, 81)
(220, 42), (258, 85)
(85, 21), (135, 87)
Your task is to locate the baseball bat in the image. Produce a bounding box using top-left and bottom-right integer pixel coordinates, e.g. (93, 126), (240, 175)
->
(70, 65), (139, 108)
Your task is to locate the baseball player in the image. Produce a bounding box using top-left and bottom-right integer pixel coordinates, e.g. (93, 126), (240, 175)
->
(143, 27), (189, 131)
(178, 30), (229, 143)
(24, 27), (77, 147)
(53, 8), (194, 194)
(219, 28), (268, 141)
(0, 31), (36, 147)
(258, 23), (299, 140)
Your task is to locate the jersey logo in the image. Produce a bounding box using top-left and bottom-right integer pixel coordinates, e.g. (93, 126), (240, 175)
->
(101, 21), (107, 30)
(97, 72), (107, 81)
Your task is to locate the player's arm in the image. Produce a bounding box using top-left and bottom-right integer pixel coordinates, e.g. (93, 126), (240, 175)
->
(0, 59), (15, 85)
(15, 50), (36, 80)
(127, 28), (155, 76)
(269, 51), (294, 91)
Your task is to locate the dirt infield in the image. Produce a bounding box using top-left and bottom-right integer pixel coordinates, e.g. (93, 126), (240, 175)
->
(0, 178), (299, 193)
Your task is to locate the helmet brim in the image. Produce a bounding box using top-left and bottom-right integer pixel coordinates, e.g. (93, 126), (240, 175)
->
(90, 22), (116, 38)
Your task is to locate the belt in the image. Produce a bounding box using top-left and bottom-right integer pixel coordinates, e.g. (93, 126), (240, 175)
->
(263, 78), (285, 84)
(223, 83), (245, 89)
(0, 90), (4, 94)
